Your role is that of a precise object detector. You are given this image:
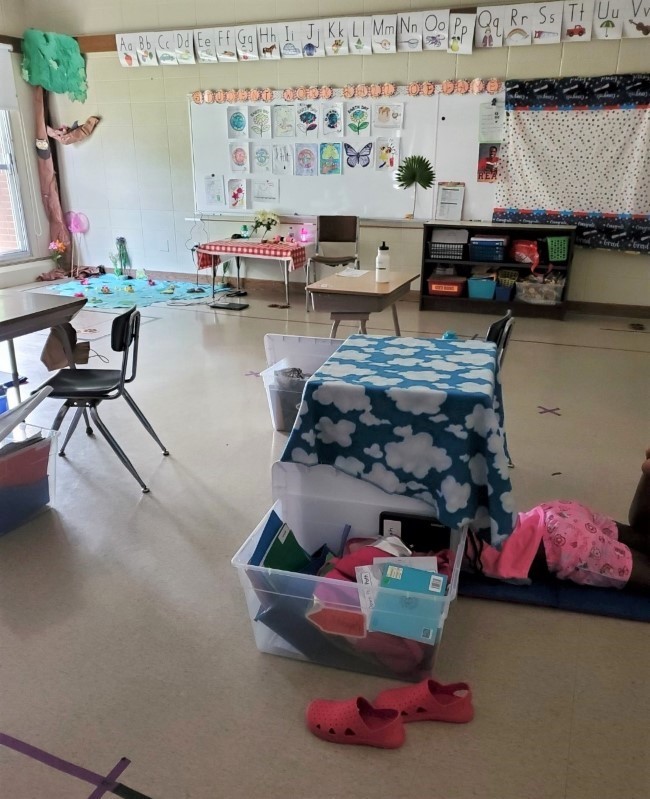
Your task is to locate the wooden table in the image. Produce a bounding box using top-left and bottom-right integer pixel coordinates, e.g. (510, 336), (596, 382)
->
(306, 270), (420, 337)
(0, 291), (87, 400)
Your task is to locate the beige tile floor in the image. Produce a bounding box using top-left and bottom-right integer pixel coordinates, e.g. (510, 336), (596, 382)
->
(1, 288), (649, 799)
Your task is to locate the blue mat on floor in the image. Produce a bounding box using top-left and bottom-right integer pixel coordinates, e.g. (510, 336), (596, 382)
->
(41, 274), (229, 309)
(459, 573), (650, 622)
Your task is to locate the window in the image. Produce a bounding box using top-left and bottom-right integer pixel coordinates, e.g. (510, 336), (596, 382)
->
(0, 110), (29, 260)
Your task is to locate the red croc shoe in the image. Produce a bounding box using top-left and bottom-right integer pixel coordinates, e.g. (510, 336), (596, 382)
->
(306, 697), (405, 749)
(374, 679), (474, 724)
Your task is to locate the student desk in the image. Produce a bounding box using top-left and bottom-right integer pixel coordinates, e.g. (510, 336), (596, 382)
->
(0, 291), (86, 400)
(196, 240), (308, 306)
(307, 270), (420, 337)
(281, 334), (515, 545)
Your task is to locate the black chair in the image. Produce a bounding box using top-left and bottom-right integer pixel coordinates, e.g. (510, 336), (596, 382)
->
(486, 309), (514, 368)
(485, 309), (515, 468)
(306, 215), (360, 311)
(35, 307), (168, 493)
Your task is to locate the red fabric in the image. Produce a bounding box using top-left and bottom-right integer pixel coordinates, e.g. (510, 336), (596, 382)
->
(196, 250), (219, 270)
(198, 239), (307, 271)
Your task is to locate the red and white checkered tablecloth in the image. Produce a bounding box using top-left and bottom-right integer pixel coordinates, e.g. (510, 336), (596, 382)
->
(196, 240), (307, 271)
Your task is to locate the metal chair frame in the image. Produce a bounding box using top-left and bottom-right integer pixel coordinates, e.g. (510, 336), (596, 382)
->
(305, 216), (360, 311)
(41, 308), (168, 493)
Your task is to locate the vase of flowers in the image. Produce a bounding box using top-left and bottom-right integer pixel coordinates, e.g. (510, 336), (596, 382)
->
(48, 239), (67, 264)
(251, 210), (280, 241)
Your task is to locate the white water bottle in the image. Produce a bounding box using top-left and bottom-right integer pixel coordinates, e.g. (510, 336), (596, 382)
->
(375, 241), (390, 283)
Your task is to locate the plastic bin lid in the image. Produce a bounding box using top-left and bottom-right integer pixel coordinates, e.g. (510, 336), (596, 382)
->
(0, 387), (52, 442)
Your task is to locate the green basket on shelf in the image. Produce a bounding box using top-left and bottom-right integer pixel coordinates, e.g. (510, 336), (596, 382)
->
(546, 236), (569, 262)
(498, 269), (519, 286)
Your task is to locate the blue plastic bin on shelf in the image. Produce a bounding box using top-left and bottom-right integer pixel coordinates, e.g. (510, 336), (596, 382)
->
(495, 283), (513, 301)
(468, 278), (496, 300)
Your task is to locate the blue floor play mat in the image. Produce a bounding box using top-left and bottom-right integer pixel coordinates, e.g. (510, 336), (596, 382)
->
(459, 573), (649, 623)
(42, 274), (228, 309)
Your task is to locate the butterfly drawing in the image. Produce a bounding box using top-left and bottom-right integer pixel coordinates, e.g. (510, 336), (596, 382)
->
(344, 142), (373, 168)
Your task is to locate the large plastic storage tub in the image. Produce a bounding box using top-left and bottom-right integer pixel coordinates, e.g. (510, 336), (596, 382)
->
(0, 424), (57, 536)
(262, 335), (344, 432)
(232, 463), (466, 681)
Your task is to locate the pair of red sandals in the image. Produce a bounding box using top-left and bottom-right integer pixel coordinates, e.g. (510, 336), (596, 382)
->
(306, 678), (473, 749)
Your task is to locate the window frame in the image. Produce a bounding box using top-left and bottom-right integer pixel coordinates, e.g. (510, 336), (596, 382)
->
(0, 109), (30, 262)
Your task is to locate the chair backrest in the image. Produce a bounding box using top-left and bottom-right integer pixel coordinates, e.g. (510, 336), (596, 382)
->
(317, 216), (359, 248)
(485, 310), (514, 368)
(497, 316), (514, 367)
(110, 306), (140, 386)
(485, 310), (512, 346)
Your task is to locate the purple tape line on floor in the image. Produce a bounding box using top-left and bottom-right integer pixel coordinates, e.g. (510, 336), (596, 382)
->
(0, 733), (145, 798)
(87, 758), (130, 799)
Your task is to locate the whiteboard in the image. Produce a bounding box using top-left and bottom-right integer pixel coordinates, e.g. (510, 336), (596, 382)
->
(434, 92), (505, 222)
(190, 95), (439, 220)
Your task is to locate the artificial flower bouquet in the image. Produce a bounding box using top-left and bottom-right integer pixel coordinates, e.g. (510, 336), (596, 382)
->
(48, 239), (67, 263)
(251, 210), (280, 241)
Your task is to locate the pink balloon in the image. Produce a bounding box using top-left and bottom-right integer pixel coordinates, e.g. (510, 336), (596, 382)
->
(65, 211), (90, 234)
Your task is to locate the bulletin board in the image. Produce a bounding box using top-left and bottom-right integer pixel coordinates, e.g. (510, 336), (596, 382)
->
(190, 94), (439, 220)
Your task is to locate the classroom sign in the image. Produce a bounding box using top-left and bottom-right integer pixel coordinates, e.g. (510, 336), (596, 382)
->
(116, 1), (649, 65)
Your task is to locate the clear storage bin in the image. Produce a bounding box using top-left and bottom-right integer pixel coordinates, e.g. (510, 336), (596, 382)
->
(262, 335), (344, 433)
(232, 463), (466, 681)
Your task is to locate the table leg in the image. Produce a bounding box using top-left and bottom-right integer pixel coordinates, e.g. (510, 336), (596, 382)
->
(391, 304), (401, 336)
(7, 338), (21, 401)
(331, 319), (340, 338)
(359, 318), (367, 334)
(211, 256), (216, 301)
(227, 256), (248, 297)
(283, 260), (289, 307)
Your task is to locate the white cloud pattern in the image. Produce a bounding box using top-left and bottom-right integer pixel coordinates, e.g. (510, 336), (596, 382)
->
(385, 427), (452, 478)
(364, 463), (407, 494)
(388, 386), (447, 416)
(316, 417), (356, 446)
(440, 476), (471, 513)
(364, 443), (383, 459)
(312, 382), (370, 413)
(446, 424), (468, 440)
(292, 448), (318, 466)
(334, 456), (365, 476)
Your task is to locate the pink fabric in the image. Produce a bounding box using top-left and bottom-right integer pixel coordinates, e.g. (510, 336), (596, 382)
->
(540, 501), (632, 589)
(197, 240), (307, 271)
(474, 506), (546, 582)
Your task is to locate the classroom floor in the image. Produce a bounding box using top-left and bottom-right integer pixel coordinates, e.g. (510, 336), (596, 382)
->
(1, 286), (649, 799)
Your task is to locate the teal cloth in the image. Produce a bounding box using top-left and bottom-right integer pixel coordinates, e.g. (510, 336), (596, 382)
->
(44, 274), (227, 309)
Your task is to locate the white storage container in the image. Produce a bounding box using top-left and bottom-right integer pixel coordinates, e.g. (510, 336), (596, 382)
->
(0, 424), (57, 536)
(262, 335), (344, 433)
(232, 462), (466, 681)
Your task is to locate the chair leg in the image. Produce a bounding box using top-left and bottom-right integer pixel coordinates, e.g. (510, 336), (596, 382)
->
(330, 319), (340, 338)
(51, 403), (71, 433)
(122, 389), (169, 455)
(89, 405), (150, 493)
(59, 407), (83, 456)
(359, 318), (368, 334)
(83, 409), (93, 436)
(305, 260), (311, 312)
